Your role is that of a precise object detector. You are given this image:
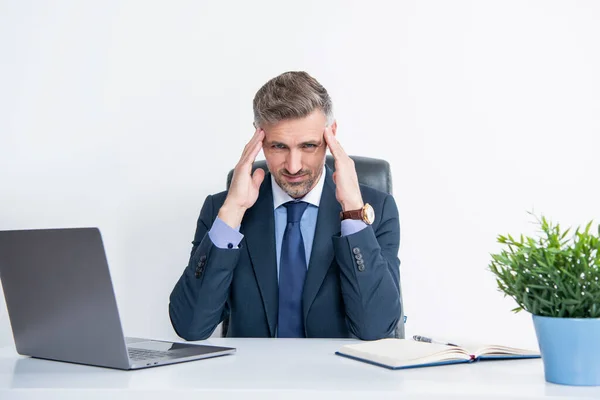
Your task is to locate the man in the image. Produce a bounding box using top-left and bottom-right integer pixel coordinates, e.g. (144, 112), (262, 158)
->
(169, 71), (402, 340)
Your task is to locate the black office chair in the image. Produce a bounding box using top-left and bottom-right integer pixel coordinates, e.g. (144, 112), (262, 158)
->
(222, 155), (405, 338)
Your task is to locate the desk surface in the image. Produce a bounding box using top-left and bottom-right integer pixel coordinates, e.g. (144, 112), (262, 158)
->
(1, 338), (600, 400)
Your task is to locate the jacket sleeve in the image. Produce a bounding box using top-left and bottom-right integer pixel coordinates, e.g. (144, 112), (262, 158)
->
(332, 194), (401, 340)
(168, 195), (241, 340)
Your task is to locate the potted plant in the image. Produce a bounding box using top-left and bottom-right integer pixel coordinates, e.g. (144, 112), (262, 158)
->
(489, 213), (600, 386)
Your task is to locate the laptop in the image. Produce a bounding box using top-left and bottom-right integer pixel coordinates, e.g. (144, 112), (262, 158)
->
(0, 227), (235, 370)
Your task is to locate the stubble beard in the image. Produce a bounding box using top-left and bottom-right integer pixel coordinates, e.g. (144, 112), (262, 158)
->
(275, 167), (323, 199)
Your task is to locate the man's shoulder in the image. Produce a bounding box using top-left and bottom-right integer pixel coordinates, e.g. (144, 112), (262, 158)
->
(210, 190), (229, 203)
(358, 184), (398, 214)
(358, 183), (392, 202)
(357, 184), (399, 228)
(202, 190), (229, 213)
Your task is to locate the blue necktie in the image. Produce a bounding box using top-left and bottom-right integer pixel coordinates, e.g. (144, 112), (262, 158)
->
(277, 200), (309, 338)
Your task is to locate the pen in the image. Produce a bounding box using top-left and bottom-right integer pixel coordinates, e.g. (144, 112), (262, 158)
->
(413, 335), (459, 347)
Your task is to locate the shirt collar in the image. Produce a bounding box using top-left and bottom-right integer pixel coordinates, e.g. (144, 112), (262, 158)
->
(271, 165), (326, 209)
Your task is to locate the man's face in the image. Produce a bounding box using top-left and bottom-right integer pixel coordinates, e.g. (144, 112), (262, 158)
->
(261, 110), (335, 199)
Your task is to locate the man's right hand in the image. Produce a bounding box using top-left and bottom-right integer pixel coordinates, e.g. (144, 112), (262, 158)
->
(218, 128), (266, 228)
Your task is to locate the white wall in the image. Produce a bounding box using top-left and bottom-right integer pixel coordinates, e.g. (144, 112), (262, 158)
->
(1, 0), (599, 350)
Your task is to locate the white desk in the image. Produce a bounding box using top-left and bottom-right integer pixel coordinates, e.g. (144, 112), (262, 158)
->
(1, 338), (600, 400)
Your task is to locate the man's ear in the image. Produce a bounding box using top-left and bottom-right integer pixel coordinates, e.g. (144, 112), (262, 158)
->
(331, 120), (338, 136)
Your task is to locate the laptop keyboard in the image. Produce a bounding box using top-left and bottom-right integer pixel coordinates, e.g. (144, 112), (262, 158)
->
(128, 348), (173, 361)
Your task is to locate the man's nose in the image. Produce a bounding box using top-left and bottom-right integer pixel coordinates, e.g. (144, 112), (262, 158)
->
(285, 150), (302, 175)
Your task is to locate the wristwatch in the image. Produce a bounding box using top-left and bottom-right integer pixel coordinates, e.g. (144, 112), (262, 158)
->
(340, 203), (375, 225)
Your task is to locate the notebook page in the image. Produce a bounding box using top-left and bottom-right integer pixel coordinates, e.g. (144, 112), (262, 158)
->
(340, 339), (471, 367)
(458, 342), (539, 357)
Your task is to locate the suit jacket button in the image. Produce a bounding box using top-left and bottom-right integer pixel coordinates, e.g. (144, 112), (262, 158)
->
(357, 264), (365, 272)
(352, 247), (361, 255)
(355, 253), (363, 260)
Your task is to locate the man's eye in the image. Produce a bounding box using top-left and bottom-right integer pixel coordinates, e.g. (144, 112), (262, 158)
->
(272, 144), (287, 149)
(302, 144), (317, 149)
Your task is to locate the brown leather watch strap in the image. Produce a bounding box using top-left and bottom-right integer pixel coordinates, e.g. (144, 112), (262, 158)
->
(340, 209), (364, 220)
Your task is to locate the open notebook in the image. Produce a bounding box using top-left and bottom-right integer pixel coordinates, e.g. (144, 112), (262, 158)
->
(335, 338), (540, 370)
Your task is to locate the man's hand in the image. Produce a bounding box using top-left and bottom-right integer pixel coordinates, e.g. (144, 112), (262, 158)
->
(218, 128), (266, 228)
(324, 127), (364, 212)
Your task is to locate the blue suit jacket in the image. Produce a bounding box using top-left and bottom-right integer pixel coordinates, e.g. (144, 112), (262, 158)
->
(169, 167), (402, 340)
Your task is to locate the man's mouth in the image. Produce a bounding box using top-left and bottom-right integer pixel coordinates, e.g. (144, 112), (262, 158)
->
(282, 173), (307, 183)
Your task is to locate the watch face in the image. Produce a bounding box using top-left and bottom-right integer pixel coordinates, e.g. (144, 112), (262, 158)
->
(364, 204), (375, 224)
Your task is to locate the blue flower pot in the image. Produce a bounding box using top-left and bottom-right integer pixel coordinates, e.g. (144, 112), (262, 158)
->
(532, 314), (600, 386)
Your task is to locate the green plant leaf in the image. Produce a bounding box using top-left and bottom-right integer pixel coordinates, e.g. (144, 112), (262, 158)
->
(489, 214), (600, 318)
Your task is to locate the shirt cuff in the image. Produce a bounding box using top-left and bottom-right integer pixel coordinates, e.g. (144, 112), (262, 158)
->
(208, 217), (244, 249)
(341, 219), (368, 236)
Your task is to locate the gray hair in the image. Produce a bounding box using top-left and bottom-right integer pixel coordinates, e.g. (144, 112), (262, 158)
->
(253, 71), (334, 127)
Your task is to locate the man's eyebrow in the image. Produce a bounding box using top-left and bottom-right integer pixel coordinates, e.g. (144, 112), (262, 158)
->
(266, 140), (288, 146)
(300, 140), (322, 146)
(265, 140), (322, 147)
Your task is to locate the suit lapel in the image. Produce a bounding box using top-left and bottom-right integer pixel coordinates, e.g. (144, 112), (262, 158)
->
(302, 166), (341, 322)
(242, 175), (278, 337)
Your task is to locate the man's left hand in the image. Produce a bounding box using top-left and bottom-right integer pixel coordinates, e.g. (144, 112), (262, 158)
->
(324, 127), (364, 212)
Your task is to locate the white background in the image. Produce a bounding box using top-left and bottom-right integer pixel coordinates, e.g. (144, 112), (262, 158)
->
(1, 0), (599, 350)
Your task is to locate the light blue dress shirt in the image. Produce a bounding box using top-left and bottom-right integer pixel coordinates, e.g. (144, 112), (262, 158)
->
(208, 167), (366, 279)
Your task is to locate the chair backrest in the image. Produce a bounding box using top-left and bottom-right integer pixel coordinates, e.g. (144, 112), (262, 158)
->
(223, 155), (405, 339)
